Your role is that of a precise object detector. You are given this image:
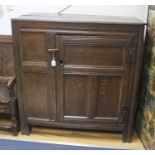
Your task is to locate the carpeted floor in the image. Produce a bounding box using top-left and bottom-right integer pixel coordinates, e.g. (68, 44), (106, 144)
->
(0, 138), (129, 150)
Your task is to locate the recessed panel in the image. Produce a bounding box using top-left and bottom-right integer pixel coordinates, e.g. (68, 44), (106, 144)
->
(96, 76), (122, 118)
(64, 75), (88, 117)
(64, 46), (125, 67)
(23, 73), (50, 119)
(21, 32), (47, 62)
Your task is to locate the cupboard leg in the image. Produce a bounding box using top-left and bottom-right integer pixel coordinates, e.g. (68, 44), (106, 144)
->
(21, 125), (30, 135)
(12, 126), (19, 136)
(122, 135), (132, 143)
(122, 129), (132, 142)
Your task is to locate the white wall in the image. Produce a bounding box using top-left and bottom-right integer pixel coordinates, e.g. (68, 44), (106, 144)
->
(0, 5), (67, 35)
(0, 5), (148, 35)
(63, 5), (148, 22)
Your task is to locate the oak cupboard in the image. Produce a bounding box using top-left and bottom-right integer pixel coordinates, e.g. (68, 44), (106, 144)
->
(12, 13), (145, 142)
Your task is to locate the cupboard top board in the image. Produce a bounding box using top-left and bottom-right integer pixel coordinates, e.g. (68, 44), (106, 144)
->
(12, 13), (146, 25)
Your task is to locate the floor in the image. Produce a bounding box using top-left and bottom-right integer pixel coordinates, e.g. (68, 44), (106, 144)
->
(0, 126), (144, 149)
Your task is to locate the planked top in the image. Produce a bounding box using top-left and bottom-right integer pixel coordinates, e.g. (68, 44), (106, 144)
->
(12, 13), (146, 25)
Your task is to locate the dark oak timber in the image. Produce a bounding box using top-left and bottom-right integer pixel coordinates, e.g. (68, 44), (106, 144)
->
(0, 35), (19, 135)
(11, 13), (145, 142)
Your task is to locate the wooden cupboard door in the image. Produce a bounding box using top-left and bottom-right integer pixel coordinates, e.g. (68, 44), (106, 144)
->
(56, 35), (133, 125)
(19, 31), (56, 121)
